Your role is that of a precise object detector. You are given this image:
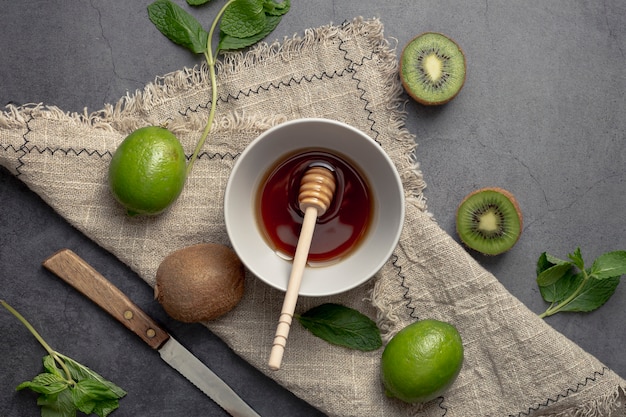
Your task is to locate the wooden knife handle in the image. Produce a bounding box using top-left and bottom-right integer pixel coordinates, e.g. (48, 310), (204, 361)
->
(42, 248), (169, 350)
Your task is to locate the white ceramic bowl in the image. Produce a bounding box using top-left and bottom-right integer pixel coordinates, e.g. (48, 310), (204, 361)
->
(224, 118), (405, 296)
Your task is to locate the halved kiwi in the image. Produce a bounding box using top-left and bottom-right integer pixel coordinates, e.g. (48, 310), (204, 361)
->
(456, 187), (523, 256)
(399, 32), (466, 106)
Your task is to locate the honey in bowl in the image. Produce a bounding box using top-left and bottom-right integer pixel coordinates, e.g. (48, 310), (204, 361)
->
(256, 149), (373, 265)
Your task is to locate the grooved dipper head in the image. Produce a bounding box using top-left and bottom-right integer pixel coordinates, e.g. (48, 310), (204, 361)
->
(298, 165), (336, 216)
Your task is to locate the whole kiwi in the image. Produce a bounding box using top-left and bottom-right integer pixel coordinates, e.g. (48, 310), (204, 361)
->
(155, 243), (245, 322)
(399, 32), (466, 106)
(456, 187), (523, 256)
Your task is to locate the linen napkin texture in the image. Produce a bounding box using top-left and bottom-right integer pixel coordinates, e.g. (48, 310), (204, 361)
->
(1, 17), (624, 417)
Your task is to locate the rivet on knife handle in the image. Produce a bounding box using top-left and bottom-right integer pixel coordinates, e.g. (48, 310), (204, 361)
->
(42, 248), (169, 350)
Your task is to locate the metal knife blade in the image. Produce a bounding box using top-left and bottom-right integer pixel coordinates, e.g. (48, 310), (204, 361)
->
(42, 248), (261, 417)
(159, 337), (259, 416)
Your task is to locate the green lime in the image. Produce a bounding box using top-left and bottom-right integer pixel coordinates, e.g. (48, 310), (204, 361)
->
(108, 126), (187, 216)
(381, 319), (464, 403)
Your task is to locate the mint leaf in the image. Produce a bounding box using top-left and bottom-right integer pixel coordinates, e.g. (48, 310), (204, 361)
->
(553, 276), (620, 313)
(37, 389), (77, 417)
(42, 355), (64, 377)
(297, 303), (382, 351)
(219, 14), (281, 50)
(16, 372), (68, 395)
(545, 252), (570, 266)
(72, 379), (122, 415)
(263, 0), (290, 16)
(590, 250), (626, 279)
(92, 400), (122, 417)
(59, 353), (126, 398)
(536, 252), (554, 274)
(148, 0), (208, 54)
(536, 251), (573, 287)
(537, 251), (570, 272)
(567, 247), (585, 270)
(220, 0), (266, 38)
(539, 269), (581, 304)
(187, 0), (211, 5)
(536, 262), (573, 287)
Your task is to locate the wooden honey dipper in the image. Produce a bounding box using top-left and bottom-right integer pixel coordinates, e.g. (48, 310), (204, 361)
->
(268, 164), (336, 371)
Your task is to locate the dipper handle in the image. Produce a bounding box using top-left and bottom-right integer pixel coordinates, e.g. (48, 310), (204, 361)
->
(269, 165), (336, 371)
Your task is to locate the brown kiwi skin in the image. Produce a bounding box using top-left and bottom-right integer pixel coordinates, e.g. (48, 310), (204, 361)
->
(155, 243), (245, 323)
(456, 187), (523, 256)
(399, 32), (467, 106)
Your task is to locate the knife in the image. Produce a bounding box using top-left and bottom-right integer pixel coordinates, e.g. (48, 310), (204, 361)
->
(42, 248), (261, 417)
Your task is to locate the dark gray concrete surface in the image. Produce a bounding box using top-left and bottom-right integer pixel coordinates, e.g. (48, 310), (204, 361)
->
(1, 1), (624, 416)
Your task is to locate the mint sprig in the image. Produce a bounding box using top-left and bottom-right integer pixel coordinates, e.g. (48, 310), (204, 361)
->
(147, 0), (290, 176)
(296, 303), (382, 351)
(1, 300), (126, 417)
(536, 248), (626, 318)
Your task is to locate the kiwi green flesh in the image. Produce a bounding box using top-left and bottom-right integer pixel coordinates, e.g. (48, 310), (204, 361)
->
(456, 189), (522, 255)
(400, 32), (466, 105)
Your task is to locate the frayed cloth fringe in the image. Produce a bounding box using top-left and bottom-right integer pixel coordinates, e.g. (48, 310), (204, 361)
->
(546, 385), (625, 417)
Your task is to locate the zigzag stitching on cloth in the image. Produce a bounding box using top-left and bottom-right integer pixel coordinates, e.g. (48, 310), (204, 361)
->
(0, 143), (21, 153)
(192, 151), (239, 162)
(15, 113), (114, 177)
(388, 255), (452, 415)
(333, 26), (381, 145)
(13, 113), (33, 176)
(25, 145), (112, 159)
(338, 18), (382, 69)
(511, 367), (609, 417)
(436, 395), (449, 416)
(17, 134), (236, 164)
(346, 56), (380, 145)
(16, 115), (113, 178)
(390, 254), (419, 320)
(179, 69), (354, 116)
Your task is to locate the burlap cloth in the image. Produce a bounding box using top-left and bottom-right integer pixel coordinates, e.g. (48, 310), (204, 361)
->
(1, 17), (624, 417)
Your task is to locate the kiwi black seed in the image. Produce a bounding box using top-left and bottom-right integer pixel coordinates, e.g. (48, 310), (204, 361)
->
(400, 32), (466, 106)
(456, 187), (523, 256)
